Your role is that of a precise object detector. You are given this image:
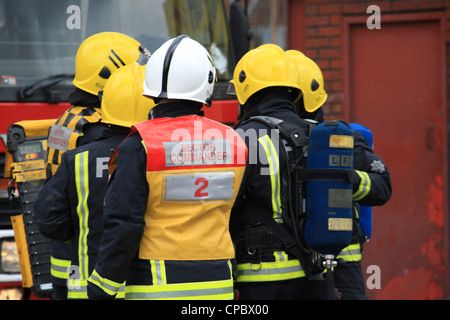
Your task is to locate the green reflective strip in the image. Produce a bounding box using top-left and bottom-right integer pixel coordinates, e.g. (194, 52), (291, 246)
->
(150, 260), (167, 285)
(88, 269), (125, 297)
(337, 243), (362, 262)
(75, 151), (89, 280)
(50, 256), (71, 279)
(353, 170), (371, 201)
(258, 135), (282, 222)
(236, 259), (306, 282)
(125, 279), (234, 300)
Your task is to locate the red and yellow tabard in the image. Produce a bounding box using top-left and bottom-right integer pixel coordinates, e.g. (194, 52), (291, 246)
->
(130, 115), (247, 261)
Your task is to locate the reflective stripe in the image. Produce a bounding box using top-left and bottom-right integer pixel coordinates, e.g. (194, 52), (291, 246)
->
(258, 135), (282, 222)
(75, 151), (89, 281)
(68, 279), (125, 300)
(50, 256), (71, 279)
(236, 259), (306, 282)
(353, 170), (371, 201)
(273, 251), (289, 262)
(337, 243), (362, 262)
(150, 260), (167, 285)
(125, 279), (234, 300)
(88, 269), (125, 297)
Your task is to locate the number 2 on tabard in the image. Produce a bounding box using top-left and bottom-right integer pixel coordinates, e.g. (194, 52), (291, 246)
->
(164, 172), (234, 201)
(194, 177), (209, 197)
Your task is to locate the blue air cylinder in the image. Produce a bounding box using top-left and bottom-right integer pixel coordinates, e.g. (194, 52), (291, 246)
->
(349, 123), (373, 240)
(304, 120), (354, 256)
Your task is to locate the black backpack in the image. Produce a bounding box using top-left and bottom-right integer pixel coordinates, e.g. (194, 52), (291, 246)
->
(239, 115), (332, 279)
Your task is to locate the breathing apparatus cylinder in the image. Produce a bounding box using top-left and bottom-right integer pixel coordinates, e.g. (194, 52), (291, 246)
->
(349, 123), (373, 240)
(304, 120), (354, 256)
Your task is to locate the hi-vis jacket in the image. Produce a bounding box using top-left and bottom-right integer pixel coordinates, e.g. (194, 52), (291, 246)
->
(88, 106), (247, 300)
(34, 127), (130, 299)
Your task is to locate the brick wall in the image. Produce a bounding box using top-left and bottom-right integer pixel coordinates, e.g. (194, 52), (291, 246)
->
(290, 0), (450, 120)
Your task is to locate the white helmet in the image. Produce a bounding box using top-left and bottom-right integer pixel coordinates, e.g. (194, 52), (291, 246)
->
(143, 35), (216, 107)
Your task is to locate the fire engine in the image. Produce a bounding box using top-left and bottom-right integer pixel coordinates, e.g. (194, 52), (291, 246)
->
(0, 0), (250, 299)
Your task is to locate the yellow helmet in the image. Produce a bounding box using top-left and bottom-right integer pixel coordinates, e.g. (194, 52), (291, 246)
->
(285, 50), (327, 113)
(100, 62), (155, 128)
(73, 32), (149, 96)
(230, 43), (300, 105)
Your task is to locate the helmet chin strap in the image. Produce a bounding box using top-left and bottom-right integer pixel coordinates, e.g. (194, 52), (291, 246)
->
(205, 96), (212, 108)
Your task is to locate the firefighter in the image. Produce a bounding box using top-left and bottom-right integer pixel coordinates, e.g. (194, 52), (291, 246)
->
(33, 63), (154, 299)
(42, 32), (149, 299)
(227, 44), (336, 299)
(286, 49), (392, 300)
(86, 36), (247, 300)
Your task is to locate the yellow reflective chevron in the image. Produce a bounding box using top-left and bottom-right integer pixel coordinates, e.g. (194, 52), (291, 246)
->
(258, 134), (282, 222)
(353, 170), (371, 201)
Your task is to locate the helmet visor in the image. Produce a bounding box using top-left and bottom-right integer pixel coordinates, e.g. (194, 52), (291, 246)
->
(226, 82), (237, 96)
(137, 46), (151, 66)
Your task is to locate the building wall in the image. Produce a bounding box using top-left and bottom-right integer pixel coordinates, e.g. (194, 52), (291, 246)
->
(287, 0), (450, 121)
(287, 0), (450, 299)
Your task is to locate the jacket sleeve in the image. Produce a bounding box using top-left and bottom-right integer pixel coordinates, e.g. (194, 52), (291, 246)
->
(233, 123), (284, 223)
(351, 131), (392, 207)
(33, 151), (74, 241)
(88, 133), (148, 299)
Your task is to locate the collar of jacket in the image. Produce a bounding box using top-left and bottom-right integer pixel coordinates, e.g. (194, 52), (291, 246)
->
(68, 87), (100, 108)
(238, 96), (297, 124)
(150, 101), (204, 119)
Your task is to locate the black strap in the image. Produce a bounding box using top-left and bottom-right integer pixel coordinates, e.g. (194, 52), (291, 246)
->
(249, 196), (324, 280)
(298, 168), (353, 182)
(240, 115), (324, 279)
(242, 115), (310, 148)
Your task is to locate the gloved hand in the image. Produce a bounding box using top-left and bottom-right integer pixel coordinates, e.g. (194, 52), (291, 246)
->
(87, 281), (116, 300)
(348, 169), (363, 193)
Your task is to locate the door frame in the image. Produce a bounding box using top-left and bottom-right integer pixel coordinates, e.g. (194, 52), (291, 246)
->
(343, 11), (449, 297)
